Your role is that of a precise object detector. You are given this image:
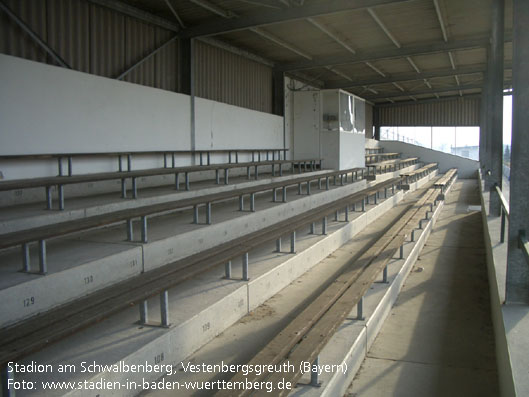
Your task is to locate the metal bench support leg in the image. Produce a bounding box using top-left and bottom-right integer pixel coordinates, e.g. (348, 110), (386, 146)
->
(2, 361), (15, 397)
(356, 296), (365, 320)
(206, 202), (212, 225)
(310, 222), (315, 234)
(400, 245), (404, 259)
(290, 231), (296, 253)
(242, 253), (249, 281)
(139, 300), (148, 324)
(160, 290), (170, 327)
(46, 186), (53, 209)
(247, 167), (251, 179)
(175, 173), (179, 190)
(127, 219), (134, 241)
(239, 195), (244, 211)
(272, 188), (277, 202)
(322, 217), (328, 235)
(225, 261), (232, 279)
(326, 177), (330, 190)
(193, 205), (199, 224)
(39, 240), (47, 275)
(276, 237), (281, 253)
(132, 178), (137, 199)
(22, 243), (30, 273)
(282, 186), (287, 203)
(141, 216), (148, 243)
(255, 165), (259, 180)
(382, 265), (388, 283)
(121, 178), (127, 197)
(224, 169), (229, 185)
(345, 206), (349, 222)
(279, 163), (283, 176)
(250, 193), (255, 212)
(58, 185), (65, 210)
(216, 170), (220, 184)
(185, 172), (190, 191)
(310, 356), (322, 387)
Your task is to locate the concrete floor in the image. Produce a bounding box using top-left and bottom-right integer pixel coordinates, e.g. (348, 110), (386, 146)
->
(346, 179), (499, 397)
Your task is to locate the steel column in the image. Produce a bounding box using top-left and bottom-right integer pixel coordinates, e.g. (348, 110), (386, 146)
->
(485, 0), (505, 217)
(506, 0), (529, 303)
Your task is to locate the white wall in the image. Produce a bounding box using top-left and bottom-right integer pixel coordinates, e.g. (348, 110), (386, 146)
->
(0, 54), (190, 155)
(194, 97), (283, 150)
(380, 140), (479, 178)
(0, 54), (284, 181)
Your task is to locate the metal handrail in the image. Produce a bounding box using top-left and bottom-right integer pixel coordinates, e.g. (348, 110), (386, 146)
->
(495, 185), (510, 243)
(492, 182), (529, 267)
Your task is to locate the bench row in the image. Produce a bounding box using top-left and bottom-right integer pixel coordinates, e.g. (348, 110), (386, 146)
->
(0, 148), (290, 178)
(0, 177), (401, 367)
(0, 166), (364, 274)
(0, 159), (321, 210)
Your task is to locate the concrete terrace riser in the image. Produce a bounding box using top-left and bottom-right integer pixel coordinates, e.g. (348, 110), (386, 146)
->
(11, 177), (431, 397)
(1, 174), (365, 326)
(290, 177), (456, 397)
(0, 165), (420, 327)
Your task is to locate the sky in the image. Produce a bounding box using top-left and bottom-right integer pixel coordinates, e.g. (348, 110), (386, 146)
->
(503, 94), (512, 146)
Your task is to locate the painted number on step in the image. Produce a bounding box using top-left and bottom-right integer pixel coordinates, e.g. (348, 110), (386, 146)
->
(167, 248), (174, 256)
(202, 322), (210, 332)
(84, 275), (94, 284)
(23, 297), (35, 307)
(130, 259), (138, 267)
(154, 353), (164, 364)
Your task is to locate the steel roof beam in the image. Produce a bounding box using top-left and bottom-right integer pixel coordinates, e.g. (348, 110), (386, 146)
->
(251, 27), (312, 59)
(307, 18), (356, 54)
(325, 63), (513, 89)
(87, 0), (180, 32)
(164, 0), (186, 28)
(179, 0), (415, 38)
(189, 0), (237, 18)
(278, 34), (512, 72)
(376, 93), (481, 107)
(364, 83), (485, 100)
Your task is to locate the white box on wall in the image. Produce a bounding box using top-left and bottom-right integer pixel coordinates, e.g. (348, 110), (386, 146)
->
(292, 89), (366, 170)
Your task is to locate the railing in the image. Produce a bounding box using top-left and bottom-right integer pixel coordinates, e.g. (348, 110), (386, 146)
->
(495, 185), (510, 243)
(494, 185), (529, 264)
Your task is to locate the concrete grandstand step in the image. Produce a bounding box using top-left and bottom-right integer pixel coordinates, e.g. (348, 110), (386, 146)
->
(0, 176), (368, 327)
(0, 170), (330, 234)
(6, 178), (414, 397)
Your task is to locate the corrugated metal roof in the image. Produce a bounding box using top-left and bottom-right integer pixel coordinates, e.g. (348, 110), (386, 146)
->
(379, 97), (481, 126)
